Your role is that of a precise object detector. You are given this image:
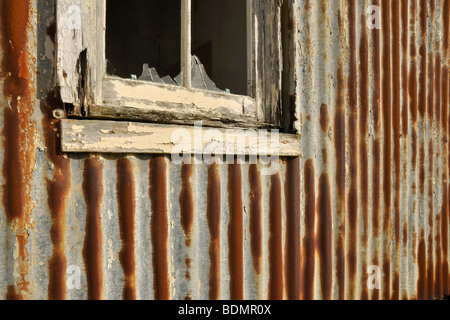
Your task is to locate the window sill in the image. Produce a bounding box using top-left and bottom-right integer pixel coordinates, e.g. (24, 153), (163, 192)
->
(60, 119), (301, 157)
(77, 76), (272, 129)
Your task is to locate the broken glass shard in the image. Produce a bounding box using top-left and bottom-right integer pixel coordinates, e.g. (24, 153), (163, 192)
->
(161, 75), (177, 85)
(139, 55), (223, 92)
(191, 55), (222, 92)
(138, 64), (164, 83)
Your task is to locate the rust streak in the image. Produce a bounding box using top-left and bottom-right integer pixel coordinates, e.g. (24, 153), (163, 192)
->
(207, 163), (221, 300)
(301, 159), (315, 300)
(435, 55), (441, 125)
(82, 157), (104, 300)
(1, 0), (34, 299)
(443, 63), (449, 296)
(444, 1), (449, 61)
(0, 0), (32, 222)
(410, 75), (418, 167)
(419, 146), (425, 195)
(6, 285), (23, 301)
(371, 0), (381, 300)
(427, 143), (434, 300)
(150, 157), (170, 300)
(117, 158), (136, 300)
(392, 0), (401, 300)
(359, 8), (369, 300)
(44, 90), (70, 300)
(400, 0), (409, 299)
(433, 54), (442, 300)
(284, 158), (300, 300)
(268, 172), (283, 300)
(179, 164), (194, 247)
(401, 0), (409, 137)
(6, 285), (22, 300)
(417, 237), (426, 300)
(381, 0), (392, 300)
(249, 164), (262, 275)
(228, 163), (243, 300)
(426, 41), (435, 301)
(444, 0), (450, 296)
(347, 0), (358, 299)
(442, 182), (449, 296)
(180, 163), (194, 288)
(319, 103), (330, 133)
(335, 64), (346, 300)
(185, 257), (191, 281)
(416, 0), (427, 301)
(407, 0), (418, 300)
(316, 174), (332, 300)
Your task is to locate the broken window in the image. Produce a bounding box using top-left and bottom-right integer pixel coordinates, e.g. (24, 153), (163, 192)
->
(106, 0), (181, 82)
(56, 0), (290, 155)
(106, 0), (248, 95)
(192, 0), (248, 95)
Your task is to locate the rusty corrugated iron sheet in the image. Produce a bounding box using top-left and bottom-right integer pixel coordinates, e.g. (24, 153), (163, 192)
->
(0, 0), (449, 300)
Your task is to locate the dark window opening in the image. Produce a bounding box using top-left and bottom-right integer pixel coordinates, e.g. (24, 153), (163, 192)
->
(281, 0), (295, 133)
(192, 0), (248, 95)
(106, 0), (181, 80)
(106, 0), (247, 96)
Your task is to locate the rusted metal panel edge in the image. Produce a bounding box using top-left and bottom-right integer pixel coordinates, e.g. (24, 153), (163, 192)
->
(59, 119), (301, 156)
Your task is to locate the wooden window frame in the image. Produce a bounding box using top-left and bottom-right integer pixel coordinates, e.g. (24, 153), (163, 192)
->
(56, 0), (300, 155)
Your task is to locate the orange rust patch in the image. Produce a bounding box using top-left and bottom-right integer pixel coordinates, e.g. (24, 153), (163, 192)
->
(180, 164), (194, 247)
(248, 164), (262, 275)
(228, 163), (243, 300)
(207, 163), (221, 300)
(44, 90), (71, 301)
(82, 157), (104, 300)
(117, 158), (136, 300)
(268, 172), (283, 300)
(301, 159), (315, 300)
(284, 158), (300, 300)
(347, 0), (358, 299)
(316, 174), (332, 300)
(150, 157), (170, 300)
(1, 0), (36, 298)
(319, 104), (329, 133)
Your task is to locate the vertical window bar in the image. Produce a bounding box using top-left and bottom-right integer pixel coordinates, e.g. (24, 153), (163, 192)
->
(246, 0), (254, 97)
(181, 0), (192, 88)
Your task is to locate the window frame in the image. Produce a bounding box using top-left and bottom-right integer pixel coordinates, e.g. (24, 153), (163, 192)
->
(56, 0), (301, 155)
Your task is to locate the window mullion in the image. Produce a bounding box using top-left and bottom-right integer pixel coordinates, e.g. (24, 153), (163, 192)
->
(181, 0), (192, 89)
(247, 0), (254, 97)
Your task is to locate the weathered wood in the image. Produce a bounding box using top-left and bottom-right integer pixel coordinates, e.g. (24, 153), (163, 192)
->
(56, 0), (105, 110)
(56, 0), (82, 106)
(181, 0), (192, 88)
(57, 0), (289, 141)
(94, 76), (261, 128)
(281, 0), (300, 133)
(253, 0), (283, 126)
(87, 105), (270, 130)
(247, 0), (256, 98)
(60, 119), (301, 156)
(92, 0), (106, 106)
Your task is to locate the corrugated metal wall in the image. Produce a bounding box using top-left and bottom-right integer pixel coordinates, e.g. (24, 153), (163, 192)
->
(0, 0), (449, 300)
